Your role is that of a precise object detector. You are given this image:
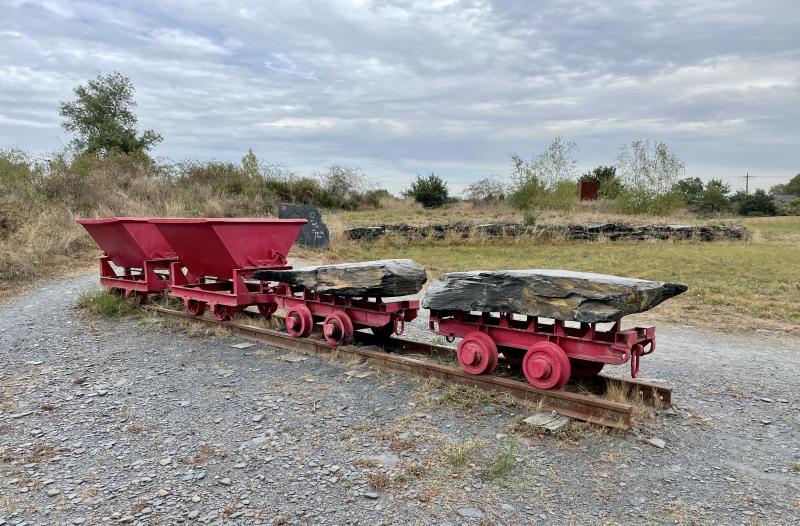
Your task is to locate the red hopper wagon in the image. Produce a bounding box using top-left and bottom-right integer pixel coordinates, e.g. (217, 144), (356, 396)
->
(76, 217), (177, 302)
(149, 218), (306, 321)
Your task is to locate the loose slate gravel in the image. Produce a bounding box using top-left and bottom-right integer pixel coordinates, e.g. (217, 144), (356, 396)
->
(1, 274), (799, 525)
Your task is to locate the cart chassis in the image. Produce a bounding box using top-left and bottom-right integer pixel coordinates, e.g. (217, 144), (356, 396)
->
(99, 256), (175, 301)
(429, 310), (655, 380)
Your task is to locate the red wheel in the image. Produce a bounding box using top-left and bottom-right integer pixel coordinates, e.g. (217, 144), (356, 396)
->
(522, 342), (571, 390)
(212, 304), (234, 321)
(570, 358), (605, 378)
(258, 302), (278, 319)
(285, 305), (313, 338)
(323, 312), (354, 346)
(456, 332), (499, 375)
(185, 299), (206, 316)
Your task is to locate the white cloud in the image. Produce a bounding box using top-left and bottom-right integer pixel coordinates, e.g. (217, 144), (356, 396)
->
(0, 0), (798, 193)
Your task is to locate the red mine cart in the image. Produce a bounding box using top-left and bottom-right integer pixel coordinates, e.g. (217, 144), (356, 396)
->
(263, 286), (419, 346)
(77, 217), (176, 302)
(429, 311), (655, 390)
(149, 218), (306, 321)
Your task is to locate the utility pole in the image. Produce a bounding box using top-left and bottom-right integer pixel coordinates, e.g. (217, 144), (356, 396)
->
(744, 172), (750, 194)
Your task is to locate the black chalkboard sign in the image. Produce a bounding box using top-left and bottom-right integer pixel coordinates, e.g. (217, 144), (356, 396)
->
(278, 204), (330, 250)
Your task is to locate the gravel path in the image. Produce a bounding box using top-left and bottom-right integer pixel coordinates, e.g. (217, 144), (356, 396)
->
(1, 274), (798, 525)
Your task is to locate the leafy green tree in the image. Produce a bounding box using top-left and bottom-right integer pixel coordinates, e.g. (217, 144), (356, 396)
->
(737, 189), (776, 216)
(404, 173), (449, 208)
(695, 179), (731, 214)
(59, 72), (162, 156)
(673, 177), (704, 206)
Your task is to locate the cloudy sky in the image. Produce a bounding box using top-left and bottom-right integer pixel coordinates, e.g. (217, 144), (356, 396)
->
(2, 0), (798, 193)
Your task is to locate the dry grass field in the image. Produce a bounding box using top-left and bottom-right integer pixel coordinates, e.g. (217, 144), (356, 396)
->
(325, 206), (800, 334)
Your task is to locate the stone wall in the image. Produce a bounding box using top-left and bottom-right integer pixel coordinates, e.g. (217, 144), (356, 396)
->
(345, 222), (749, 242)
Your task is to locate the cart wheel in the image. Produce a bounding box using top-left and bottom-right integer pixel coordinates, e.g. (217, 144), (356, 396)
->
(570, 358), (604, 378)
(370, 322), (394, 339)
(212, 304), (234, 322)
(185, 299), (206, 316)
(285, 305), (313, 338)
(323, 312), (354, 346)
(456, 332), (499, 375)
(257, 302), (278, 319)
(522, 342), (571, 390)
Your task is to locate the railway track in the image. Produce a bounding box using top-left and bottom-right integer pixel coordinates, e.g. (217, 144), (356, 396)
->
(148, 306), (673, 431)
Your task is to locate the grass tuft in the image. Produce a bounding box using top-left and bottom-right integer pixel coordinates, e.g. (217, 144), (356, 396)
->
(443, 439), (481, 468)
(485, 446), (516, 480)
(75, 288), (141, 318)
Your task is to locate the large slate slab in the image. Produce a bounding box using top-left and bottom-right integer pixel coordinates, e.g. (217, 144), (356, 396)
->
(278, 203), (330, 250)
(422, 269), (687, 323)
(254, 259), (427, 297)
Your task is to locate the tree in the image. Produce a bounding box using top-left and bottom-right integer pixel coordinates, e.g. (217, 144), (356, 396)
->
(695, 179), (731, 214)
(59, 72), (162, 156)
(509, 136), (579, 211)
(615, 140), (685, 214)
(581, 165), (621, 199)
(404, 173), (449, 208)
(737, 189), (776, 216)
(673, 177), (704, 206)
(241, 149), (259, 177)
(464, 177), (505, 203)
(317, 165), (369, 201)
(770, 173), (800, 196)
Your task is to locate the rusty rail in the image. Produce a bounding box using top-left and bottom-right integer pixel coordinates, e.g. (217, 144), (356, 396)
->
(148, 306), (673, 431)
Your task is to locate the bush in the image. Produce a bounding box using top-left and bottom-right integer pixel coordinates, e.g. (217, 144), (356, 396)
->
(615, 188), (684, 215)
(737, 190), (776, 216)
(404, 173), (449, 208)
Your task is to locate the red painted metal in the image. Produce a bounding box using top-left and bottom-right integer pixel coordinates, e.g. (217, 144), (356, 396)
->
(269, 287), (419, 342)
(522, 341), (570, 389)
(429, 310), (655, 388)
(322, 312), (354, 346)
(580, 180), (599, 201)
(77, 217), (177, 300)
(285, 304), (314, 337)
(456, 331), (498, 375)
(151, 218), (305, 279)
(149, 218), (306, 315)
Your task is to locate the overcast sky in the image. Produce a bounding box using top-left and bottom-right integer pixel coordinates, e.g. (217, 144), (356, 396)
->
(2, 0), (798, 194)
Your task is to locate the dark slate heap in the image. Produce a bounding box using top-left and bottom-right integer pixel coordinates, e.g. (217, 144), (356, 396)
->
(254, 259), (427, 298)
(422, 269), (687, 323)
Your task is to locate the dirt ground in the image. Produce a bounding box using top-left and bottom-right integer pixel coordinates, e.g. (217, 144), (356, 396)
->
(1, 274), (799, 525)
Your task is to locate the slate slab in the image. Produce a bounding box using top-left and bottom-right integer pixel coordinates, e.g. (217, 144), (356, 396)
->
(422, 269), (687, 323)
(278, 203), (330, 250)
(254, 259), (427, 298)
